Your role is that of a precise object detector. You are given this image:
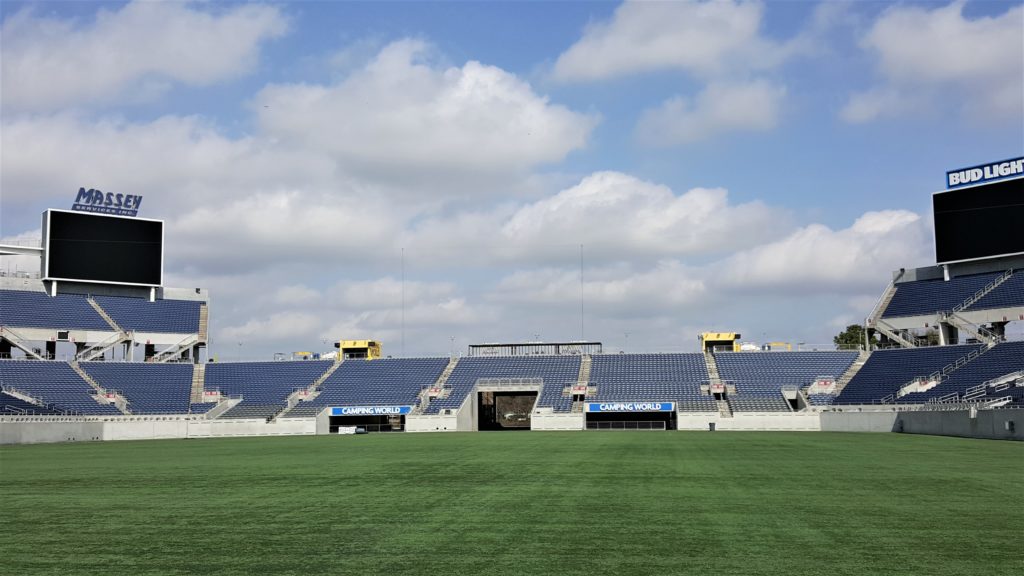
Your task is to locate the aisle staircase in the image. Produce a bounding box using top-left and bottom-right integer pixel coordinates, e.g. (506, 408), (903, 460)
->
(951, 268), (1014, 314)
(275, 359), (345, 418)
(198, 303), (209, 341)
(889, 344), (993, 402)
(70, 361), (129, 413)
(414, 356), (459, 414)
(865, 272), (917, 348)
(834, 350), (870, 394)
(189, 364), (206, 404)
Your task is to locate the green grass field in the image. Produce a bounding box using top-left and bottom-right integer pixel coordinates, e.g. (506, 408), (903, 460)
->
(2, 432), (1021, 576)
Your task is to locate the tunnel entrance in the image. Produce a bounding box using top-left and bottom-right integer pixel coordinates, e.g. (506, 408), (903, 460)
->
(478, 390), (537, 431)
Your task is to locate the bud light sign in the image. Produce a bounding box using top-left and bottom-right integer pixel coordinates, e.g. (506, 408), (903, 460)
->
(72, 187), (143, 217)
(946, 157), (1023, 189)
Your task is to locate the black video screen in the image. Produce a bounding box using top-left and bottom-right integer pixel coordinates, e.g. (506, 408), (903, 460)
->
(934, 178), (1024, 264)
(46, 210), (163, 285)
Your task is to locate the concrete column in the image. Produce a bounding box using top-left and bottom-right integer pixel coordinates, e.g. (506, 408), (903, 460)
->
(938, 323), (958, 346)
(990, 321), (1008, 339)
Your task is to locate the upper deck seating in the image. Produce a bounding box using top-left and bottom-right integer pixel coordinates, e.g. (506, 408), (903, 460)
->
(0, 290), (109, 331)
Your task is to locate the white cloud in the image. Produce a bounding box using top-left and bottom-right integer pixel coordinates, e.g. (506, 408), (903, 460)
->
(552, 0), (786, 82)
(272, 285), (322, 306)
(0, 114), (333, 210)
(1, 2), (288, 112)
(214, 276), (496, 356)
(717, 210), (930, 292)
(842, 1), (1024, 123)
(222, 311), (323, 342)
(170, 190), (404, 273)
(407, 171), (790, 265)
(492, 261), (706, 312)
(636, 80), (786, 145)
(255, 39), (598, 177)
(839, 88), (912, 124)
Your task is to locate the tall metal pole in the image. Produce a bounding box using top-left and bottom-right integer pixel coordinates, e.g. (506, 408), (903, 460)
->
(579, 243), (584, 341)
(401, 247), (405, 358)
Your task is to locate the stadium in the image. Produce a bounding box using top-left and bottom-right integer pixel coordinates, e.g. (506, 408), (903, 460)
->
(4, 1), (1023, 573)
(1, 159), (1022, 575)
(2, 161), (1022, 440)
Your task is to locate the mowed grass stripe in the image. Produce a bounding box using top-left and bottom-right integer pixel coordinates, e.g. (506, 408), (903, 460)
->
(1, 432), (1021, 576)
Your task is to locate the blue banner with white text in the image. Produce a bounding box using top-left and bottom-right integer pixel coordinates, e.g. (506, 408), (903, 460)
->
(585, 402), (675, 413)
(330, 406), (412, 416)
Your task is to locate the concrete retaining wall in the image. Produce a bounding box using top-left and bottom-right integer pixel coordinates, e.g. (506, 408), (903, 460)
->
(406, 414), (459, 432)
(1, 421), (105, 444)
(6, 409), (1018, 443)
(532, 412), (584, 431)
(820, 411), (900, 433)
(0, 417), (316, 445)
(186, 418), (315, 438)
(105, 420), (189, 441)
(678, 412), (820, 431)
(897, 409), (1023, 441)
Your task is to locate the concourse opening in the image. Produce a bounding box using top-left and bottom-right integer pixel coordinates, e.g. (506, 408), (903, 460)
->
(478, 390), (537, 431)
(584, 402), (677, 430)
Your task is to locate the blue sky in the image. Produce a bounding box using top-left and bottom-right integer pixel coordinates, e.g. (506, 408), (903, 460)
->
(1, 1), (1022, 358)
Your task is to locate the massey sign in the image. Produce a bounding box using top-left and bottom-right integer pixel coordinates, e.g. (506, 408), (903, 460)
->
(72, 187), (143, 217)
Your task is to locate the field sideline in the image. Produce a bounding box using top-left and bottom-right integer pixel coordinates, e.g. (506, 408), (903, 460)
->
(2, 432), (1021, 576)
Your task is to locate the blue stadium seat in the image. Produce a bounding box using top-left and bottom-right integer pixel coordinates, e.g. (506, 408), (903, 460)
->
(715, 351), (857, 411)
(205, 360), (334, 419)
(288, 358), (450, 416)
(81, 362), (195, 414)
(899, 341), (1024, 403)
(882, 272), (1023, 318)
(834, 344), (981, 404)
(427, 356), (580, 414)
(588, 353), (713, 411)
(92, 295), (201, 333)
(0, 360), (121, 415)
(0, 391), (65, 415)
(0, 289), (109, 330)
(807, 393), (836, 406)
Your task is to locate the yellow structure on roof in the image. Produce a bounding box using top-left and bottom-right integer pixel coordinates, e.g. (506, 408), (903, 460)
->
(699, 332), (741, 352)
(334, 339), (382, 360)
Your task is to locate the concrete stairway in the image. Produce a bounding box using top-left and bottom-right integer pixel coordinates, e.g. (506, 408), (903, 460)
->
(414, 356), (460, 414)
(198, 303), (209, 341)
(577, 355), (592, 388)
(189, 364), (206, 403)
(87, 297), (124, 332)
(865, 273), (917, 348)
(70, 361), (129, 413)
(834, 350), (870, 395)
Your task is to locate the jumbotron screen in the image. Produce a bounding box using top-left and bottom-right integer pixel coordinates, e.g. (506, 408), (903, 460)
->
(933, 177), (1024, 264)
(44, 210), (163, 286)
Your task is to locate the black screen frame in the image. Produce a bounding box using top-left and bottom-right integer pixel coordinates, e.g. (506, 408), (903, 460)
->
(43, 209), (165, 287)
(932, 177), (1024, 265)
